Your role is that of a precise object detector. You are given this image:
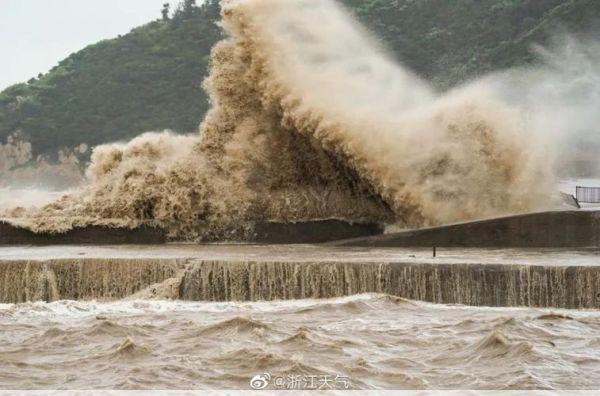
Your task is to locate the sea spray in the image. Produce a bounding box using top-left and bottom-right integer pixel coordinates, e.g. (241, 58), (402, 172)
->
(3, 0), (556, 240)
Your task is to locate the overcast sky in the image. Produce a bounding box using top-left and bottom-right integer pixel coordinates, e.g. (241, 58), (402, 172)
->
(0, 0), (172, 90)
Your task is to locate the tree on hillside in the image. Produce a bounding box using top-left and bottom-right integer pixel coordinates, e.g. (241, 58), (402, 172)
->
(161, 3), (170, 20)
(184, 0), (196, 11)
(173, 0), (197, 19)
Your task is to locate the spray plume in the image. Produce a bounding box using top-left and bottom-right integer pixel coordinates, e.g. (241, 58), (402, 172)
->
(4, 0), (558, 240)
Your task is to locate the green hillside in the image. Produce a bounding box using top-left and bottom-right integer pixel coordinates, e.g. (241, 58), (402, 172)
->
(0, 0), (221, 157)
(1, 0), (599, 157)
(347, 0), (600, 86)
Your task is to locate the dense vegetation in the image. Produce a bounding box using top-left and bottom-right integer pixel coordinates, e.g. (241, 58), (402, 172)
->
(1, 0), (599, 157)
(0, 0), (221, 156)
(346, 0), (600, 87)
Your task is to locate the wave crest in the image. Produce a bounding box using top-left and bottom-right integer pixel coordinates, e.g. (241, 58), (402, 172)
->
(8, 0), (554, 240)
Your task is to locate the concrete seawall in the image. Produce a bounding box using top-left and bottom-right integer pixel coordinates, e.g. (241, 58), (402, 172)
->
(0, 222), (167, 245)
(1, 245), (600, 309)
(250, 220), (383, 243)
(334, 210), (600, 247)
(3, 211), (595, 247)
(0, 259), (181, 303)
(0, 219), (382, 245)
(180, 261), (600, 308)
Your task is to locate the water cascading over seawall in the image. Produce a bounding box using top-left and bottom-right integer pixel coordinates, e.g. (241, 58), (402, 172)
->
(0, 259), (181, 303)
(2, 247), (600, 309)
(180, 261), (600, 308)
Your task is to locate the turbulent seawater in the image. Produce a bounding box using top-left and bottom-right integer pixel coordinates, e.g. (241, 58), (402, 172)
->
(1, 294), (600, 390)
(1, 0), (599, 390)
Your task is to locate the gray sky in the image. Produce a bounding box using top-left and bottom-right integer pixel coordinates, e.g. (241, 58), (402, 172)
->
(0, 0), (172, 91)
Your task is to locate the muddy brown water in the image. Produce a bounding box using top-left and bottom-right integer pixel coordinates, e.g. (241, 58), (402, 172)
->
(2, 245), (600, 389)
(2, 294), (600, 390)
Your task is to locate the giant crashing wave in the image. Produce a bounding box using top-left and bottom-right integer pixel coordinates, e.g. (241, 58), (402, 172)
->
(5, 0), (554, 241)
